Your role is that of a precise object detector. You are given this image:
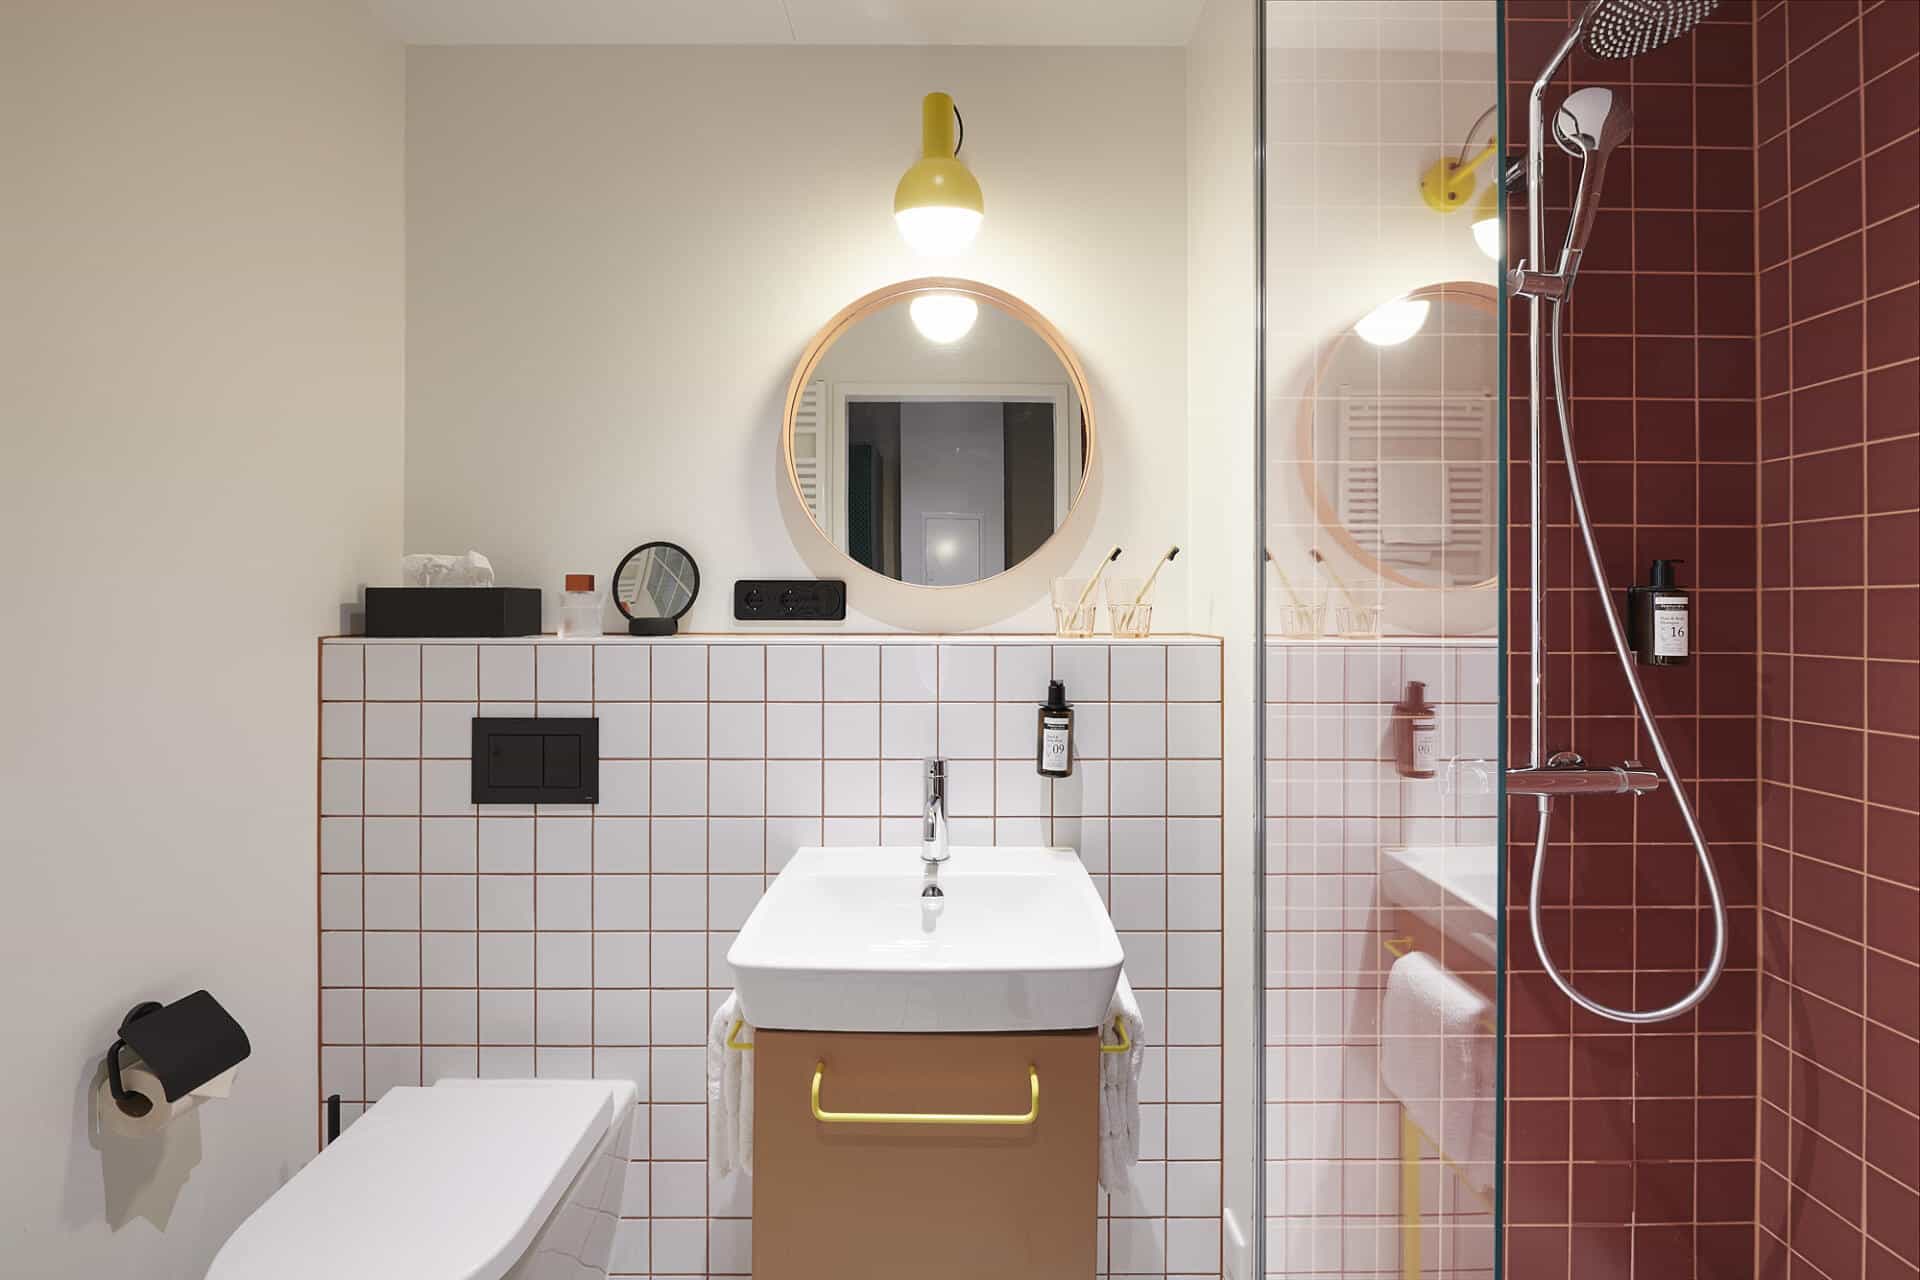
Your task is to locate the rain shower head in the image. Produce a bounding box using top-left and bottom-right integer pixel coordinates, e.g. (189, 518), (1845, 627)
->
(1578, 0), (1718, 61)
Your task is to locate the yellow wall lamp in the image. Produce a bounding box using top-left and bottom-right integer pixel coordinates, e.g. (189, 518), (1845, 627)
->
(1419, 112), (1511, 261)
(894, 91), (983, 256)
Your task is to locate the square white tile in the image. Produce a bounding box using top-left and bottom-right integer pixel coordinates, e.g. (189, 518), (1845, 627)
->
(937, 702), (995, 759)
(365, 645), (421, 700)
(320, 761), (362, 817)
(766, 702), (821, 758)
(420, 702), (474, 757)
(363, 760), (419, 816)
(421, 875), (476, 930)
(598, 760), (651, 816)
(320, 644), (363, 700)
(823, 703), (879, 758)
(593, 645), (650, 701)
(536, 875), (592, 930)
(422, 932), (476, 987)
(535, 817), (592, 873)
(593, 817), (649, 872)
(1051, 644), (1108, 699)
(593, 875), (649, 930)
(650, 702), (706, 757)
(363, 818), (418, 873)
(880, 702), (937, 758)
(708, 761), (764, 816)
(321, 702), (362, 758)
(1167, 646), (1222, 701)
(479, 932), (534, 986)
(478, 875), (534, 930)
(653, 761), (708, 817)
(765, 644), (822, 700)
(535, 645), (593, 701)
(823, 760), (879, 815)
(478, 817), (533, 872)
(479, 990), (535, 1045)
(765, 761), (822, 816)
(1110, 645), (1167, 700)
(938, 645), (995, 700)
(823, 645), (878, 701)
(595, 932), (651, 987)
(881, 645), (938, 701)
(420, 645), (477, 700)
(996, 645), (1052, 703)
(710, 704), (765, 758)
(709, 645), (765, 700)
(1110, 703), (1168, 758)
(479, 645), (534, 700)
(651, 645), (708, 699)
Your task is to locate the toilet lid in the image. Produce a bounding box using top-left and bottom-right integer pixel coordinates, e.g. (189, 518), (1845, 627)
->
(209, 1080), (625, 1280)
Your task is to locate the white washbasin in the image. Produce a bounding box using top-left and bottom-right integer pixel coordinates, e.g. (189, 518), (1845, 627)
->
(727, 846), (1123, 1033)
(1379, 844), (1499, 965)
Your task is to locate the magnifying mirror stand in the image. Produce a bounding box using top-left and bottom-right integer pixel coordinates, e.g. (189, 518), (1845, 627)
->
(627, 617), (679, 637)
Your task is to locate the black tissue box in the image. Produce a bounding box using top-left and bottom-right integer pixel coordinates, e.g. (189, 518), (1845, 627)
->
(365, 587), (542, 638)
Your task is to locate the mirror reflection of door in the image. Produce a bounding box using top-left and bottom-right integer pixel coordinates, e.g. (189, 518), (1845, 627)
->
(842, 395), (1060, 585)
(786, 285), (1093, 590)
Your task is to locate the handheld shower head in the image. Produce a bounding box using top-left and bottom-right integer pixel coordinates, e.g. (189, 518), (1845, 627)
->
(1578, 0), (1718, 60)
(1551, 87), (1633, 286)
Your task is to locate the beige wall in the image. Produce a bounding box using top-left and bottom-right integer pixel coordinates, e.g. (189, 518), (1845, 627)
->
(404, 44), (1189, 633)
(1185, 1), (1258, 1271)
(0, 3), (404, 1275)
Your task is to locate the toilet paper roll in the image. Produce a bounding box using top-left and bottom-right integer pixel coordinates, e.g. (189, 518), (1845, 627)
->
(98, 1062), (206, 1139)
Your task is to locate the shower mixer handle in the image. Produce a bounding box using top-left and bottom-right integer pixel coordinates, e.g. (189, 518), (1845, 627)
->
(1506, 751), (1660, 797)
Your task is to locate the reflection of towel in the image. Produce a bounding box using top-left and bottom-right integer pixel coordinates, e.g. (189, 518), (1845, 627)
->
(1381, 952), (1495, 1192)
(706, 993), (754, 1178)
(1099, 973), (1146, 1194)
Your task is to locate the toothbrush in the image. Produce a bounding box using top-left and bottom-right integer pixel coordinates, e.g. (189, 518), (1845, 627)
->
(1308, 547), (1362, 611)
(1134, 546), (1180, 603)
(1073, 546), (1123, 614)
(1265, 548), (1306, 611)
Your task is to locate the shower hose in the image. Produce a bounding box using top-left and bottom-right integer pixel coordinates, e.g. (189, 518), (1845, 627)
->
(1526, 298), (1729, 1024)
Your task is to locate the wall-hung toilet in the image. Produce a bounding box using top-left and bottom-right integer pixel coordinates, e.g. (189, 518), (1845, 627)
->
(208, 1078), (636, 1280)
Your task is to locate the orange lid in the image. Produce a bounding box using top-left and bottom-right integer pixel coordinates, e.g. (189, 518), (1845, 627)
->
(565, 573), (594, 592)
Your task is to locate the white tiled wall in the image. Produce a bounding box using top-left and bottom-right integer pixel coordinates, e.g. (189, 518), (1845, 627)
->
(319, 635), (1224, 1279)
(1262, 640), (1499, 1280)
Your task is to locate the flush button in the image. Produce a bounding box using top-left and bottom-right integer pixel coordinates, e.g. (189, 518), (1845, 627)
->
(472, 717), (598, 804)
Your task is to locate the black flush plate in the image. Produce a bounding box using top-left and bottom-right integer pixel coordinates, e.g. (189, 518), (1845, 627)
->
(734, 579), (847, 622)
(471, 718), (598, 804)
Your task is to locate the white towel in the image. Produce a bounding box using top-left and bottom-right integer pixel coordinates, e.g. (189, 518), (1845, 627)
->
(1380, 951), (1495, 1192)
(706, 993), (755, 1178)
(1098, 973), (1146, 1195)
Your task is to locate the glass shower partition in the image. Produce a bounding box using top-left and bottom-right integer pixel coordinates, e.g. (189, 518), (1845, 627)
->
(1257, 3), (1506, 1277)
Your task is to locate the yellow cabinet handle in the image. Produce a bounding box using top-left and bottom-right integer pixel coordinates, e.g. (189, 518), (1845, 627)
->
(810, 1061), (1040, 1127)
(1100, 1016), (1132, 1054)
(726, 1018), (755, 1051)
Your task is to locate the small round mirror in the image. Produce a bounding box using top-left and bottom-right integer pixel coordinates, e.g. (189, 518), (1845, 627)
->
(1298, 281), (1499, 592)
(613, 541), (700, 635)
(782, 278), (1095, 589)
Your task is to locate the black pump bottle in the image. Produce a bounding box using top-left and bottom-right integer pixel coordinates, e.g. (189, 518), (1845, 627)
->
(1627, 559), (1689, 666)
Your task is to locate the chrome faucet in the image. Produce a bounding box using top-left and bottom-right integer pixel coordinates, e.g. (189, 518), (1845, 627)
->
(921, 758), (950, 866)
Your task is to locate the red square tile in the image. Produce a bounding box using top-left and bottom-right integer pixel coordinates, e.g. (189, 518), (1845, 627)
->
(1866, 282), (1918, 367)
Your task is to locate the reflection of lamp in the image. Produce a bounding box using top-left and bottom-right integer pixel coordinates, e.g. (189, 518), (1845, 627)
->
(1354, 296), (1430, 346)
(894, 92), (983, 255)
(1419, 106), (1505, 263)
(1471, 185), (1501, 261)
(909, 292), (978, 343)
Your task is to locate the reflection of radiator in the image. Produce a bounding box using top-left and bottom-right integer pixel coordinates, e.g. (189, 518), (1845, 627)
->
(790, 379), (829, 525)
(1337, 390), (1492, 562)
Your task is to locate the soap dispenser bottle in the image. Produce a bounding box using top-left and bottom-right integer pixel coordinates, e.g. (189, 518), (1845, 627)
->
(1393, 681), (1438, 780)
(1036, 680), (1074, 778)
(1627, 559), (1690, 666)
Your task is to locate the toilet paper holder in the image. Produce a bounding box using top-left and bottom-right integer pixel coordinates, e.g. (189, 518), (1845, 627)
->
(104, 990), (250, 1116)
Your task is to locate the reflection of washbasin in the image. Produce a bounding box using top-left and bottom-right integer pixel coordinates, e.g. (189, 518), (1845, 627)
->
(728, 847), (1123, 1033)
(1380, 844), (1498, 965)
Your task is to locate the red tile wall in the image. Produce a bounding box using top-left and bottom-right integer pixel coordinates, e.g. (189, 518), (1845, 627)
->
(1503, 4), (1762, 1278)
(1754, 3), (1920, 1279)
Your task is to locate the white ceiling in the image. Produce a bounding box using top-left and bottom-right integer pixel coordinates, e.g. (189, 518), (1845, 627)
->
(370, 0), (1210, 47)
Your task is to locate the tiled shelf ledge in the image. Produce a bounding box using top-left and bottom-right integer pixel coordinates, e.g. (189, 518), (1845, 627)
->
(324, 632), (1226, 645)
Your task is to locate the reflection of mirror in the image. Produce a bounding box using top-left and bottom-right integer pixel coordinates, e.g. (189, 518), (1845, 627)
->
(1299, 282), (1498, 590)
(613, 541), (699, 636)
(783, 279), (1094, 589)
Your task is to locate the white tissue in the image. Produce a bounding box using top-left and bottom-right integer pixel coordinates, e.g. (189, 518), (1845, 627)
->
(401, 550), (494, 587)
(98, 1061), (210, 1138)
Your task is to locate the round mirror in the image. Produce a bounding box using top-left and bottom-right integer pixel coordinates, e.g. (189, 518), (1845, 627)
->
(613, 541), (700, 634)
(1298, 282), (1499, 591)
(782, 278), (1095, 589)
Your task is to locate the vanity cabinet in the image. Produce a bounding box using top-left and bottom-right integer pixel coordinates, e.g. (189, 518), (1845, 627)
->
(752, 1027), (1099, 1280)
